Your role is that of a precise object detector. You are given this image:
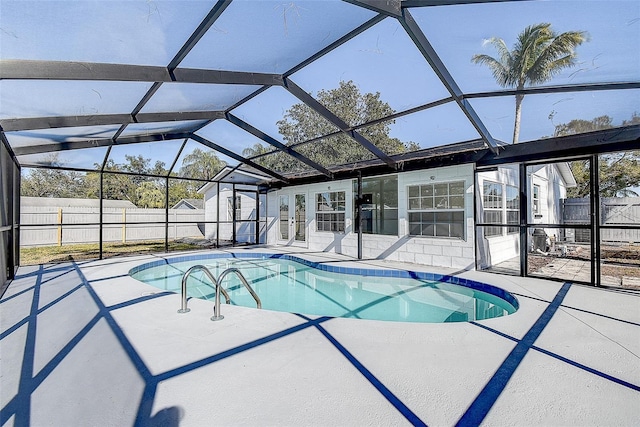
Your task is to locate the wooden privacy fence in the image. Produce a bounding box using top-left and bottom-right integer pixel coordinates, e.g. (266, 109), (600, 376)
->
(562, 197), (640, 243)
(20, 207), (205, 247)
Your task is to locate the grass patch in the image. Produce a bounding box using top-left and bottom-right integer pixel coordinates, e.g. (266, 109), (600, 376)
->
(20, 240), (205, 265)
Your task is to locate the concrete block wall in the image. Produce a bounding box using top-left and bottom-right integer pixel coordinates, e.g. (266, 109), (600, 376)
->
(266, 164), (476, 270)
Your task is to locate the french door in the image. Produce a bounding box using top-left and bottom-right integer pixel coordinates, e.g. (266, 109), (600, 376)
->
(278, 192), (307, 247)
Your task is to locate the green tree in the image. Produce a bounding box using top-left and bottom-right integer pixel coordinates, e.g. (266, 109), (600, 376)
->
(136, 181), (165, 208)
(555, 114), (640, 197)
(243, 80), (419, 172)
(86, 155), (169, 206)
(20, 154), (90, 198)
(21, 150), (223, 208)
(598, 152), (640, 197)
(242, 142), (301, 174)
(99, 158), (147, 205)
(21, 168), (89, 198)
(121, 155), (166, 189)
(553, 115), (613, 137)
(178, 148), (226, 195)
(472, 23), (588, 143)
(178, 148), (225, 181)
(167, 179), (195, 208)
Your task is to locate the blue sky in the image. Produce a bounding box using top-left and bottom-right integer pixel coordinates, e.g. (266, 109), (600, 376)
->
(1, 0), (638, 170)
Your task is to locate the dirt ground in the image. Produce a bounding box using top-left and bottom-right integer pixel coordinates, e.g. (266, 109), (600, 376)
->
(528, 243), (640, 279)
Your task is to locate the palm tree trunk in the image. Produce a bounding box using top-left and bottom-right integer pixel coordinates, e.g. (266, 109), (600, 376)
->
(513, 92), (524, 144)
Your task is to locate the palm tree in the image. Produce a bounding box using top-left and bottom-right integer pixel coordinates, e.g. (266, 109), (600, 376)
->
(472, 23), (588, 143)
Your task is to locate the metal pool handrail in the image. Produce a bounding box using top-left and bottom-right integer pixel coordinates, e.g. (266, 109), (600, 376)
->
(211, 268), (262, 321)
(178, 265), (230, 314)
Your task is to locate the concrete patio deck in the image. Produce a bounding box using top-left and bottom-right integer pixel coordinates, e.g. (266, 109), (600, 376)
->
(1, 247), (639, 426)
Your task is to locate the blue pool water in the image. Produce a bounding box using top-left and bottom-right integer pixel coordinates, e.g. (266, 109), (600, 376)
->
(130, 253), (518, 323)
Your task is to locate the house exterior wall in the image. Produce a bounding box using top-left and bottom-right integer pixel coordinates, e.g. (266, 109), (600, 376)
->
(528, 164), (568, 247)
(476, 165), (520, 269)
(202, 183), (259, 243)
(267, 165), (566, 269)
(266, 164), (476, 269)
(529, 164), (566, 225)
(174, 202), (191, 210)
(475, 164), (569, 268)
(194, 163), (571, 270)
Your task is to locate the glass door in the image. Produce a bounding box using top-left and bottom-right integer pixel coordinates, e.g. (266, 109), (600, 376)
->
(278, 194), (289, 241)
(294, 193), (306, 244)
(277, 192), (307, 246)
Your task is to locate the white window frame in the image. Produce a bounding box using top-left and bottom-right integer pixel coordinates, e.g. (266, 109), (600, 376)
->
(506, 184), (519, 234)
(483, 181), (520, 237)
(532, 184), (541, 215)
(407, 181), (466, 239)
(483, 181), (503, 237)
(315, 191), (345, 233)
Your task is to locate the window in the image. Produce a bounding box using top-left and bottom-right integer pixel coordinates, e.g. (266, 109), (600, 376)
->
(316, 191), (345, 232)
(483, 181), (520, 237)
(532, 184), (540, 215)
(407, 181), (465, 239)
(227, 195), (241, 221)
(353, 176), (398, 235)
(506, 185), (519, 234)
(483, 182), (503, 237)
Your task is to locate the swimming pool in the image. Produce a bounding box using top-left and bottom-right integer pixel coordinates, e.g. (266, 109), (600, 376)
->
(130, 253), (518, 323)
